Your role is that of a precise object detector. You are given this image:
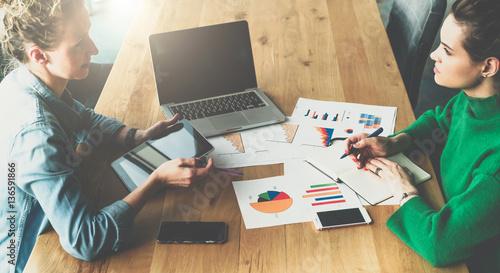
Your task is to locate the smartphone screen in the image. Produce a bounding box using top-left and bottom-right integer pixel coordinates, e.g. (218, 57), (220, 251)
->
(317, 208), (367, 227)
(157, 222), (227, 244)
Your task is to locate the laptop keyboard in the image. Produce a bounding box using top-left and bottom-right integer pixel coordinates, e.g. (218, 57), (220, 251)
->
(169, 91), (267, 121)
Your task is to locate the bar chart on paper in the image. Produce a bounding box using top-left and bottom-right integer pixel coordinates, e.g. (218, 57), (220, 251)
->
(233, 161), (366, 229)
(304, 109), (349, 122)
(302, 182), (346, 206)
(291, 98), (398, 137)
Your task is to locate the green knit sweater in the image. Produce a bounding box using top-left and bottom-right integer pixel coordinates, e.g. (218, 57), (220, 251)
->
(386, 91), (500, 272)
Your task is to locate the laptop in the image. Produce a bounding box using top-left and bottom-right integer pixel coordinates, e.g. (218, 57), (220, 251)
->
(149, 20), (285, 137)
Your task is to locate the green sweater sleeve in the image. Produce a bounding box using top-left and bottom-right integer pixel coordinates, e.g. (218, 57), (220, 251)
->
(386, 173), (500, 266)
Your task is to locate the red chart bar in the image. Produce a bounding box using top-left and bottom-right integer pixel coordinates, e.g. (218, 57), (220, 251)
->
(306, 187), (339, 193)
(312, 199), (346, 206)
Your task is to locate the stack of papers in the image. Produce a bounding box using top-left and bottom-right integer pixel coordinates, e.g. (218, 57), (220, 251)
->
(231, 98), (401, 229)
(209, 98), (398, 168)
(232, 160), (364, 229)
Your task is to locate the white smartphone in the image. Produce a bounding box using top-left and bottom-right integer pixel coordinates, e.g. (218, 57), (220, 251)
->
(311, 207), (372, 230)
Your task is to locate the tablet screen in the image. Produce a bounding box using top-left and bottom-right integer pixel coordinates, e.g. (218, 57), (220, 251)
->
(112, 119), (214, 191)
(139, 119), (213, 163)
(148, 121), (207, 159)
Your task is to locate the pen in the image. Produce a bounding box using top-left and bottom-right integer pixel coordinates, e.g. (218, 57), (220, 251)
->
(340, 127), (383, 159)
(212, 167), (244, 176)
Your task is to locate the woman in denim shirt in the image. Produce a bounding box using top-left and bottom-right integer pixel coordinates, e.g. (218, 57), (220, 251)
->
(0, 1), (213, 272)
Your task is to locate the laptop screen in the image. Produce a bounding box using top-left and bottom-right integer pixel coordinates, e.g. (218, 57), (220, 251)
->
(149, 21), (258, 104)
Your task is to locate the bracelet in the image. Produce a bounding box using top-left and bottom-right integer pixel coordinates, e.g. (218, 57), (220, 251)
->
(400, 191), (419, 205)
(125, 128), (138, 149)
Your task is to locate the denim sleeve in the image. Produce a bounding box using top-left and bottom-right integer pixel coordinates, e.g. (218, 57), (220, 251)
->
(11, 120), (133, 261)
(73, 99), (125, 146)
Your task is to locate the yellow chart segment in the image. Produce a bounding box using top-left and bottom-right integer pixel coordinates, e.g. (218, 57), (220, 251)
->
(250, 199), (293, 213)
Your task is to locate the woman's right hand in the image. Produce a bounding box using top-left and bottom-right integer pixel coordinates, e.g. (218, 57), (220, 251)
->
(345, 133), (410, 168)
(152, 157), (214, 188)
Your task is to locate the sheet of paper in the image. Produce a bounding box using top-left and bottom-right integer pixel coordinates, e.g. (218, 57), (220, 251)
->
(291, 97), (397, 137)
(232, 160), (363, 229)
(209, 98), (397, 169)
(207, 117), (306, 168)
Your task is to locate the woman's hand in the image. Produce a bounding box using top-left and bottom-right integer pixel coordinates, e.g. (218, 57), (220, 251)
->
(364, 157), (418, 204)
(345, 133), (391, 168)
(344, 132), (410, 168)
(152, 157), (214, 188)
(134, 114), (180, 145)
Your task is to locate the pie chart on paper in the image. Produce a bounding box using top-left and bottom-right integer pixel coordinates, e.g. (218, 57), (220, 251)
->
(250, 191), (293, 213)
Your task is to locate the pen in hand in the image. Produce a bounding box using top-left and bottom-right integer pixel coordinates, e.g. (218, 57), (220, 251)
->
(340, 127), (383, 159)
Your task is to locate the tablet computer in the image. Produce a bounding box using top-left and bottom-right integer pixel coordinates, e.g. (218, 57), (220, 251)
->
(111, 119), (213, 191)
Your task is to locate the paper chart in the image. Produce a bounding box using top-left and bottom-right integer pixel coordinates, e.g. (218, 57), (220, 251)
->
(232, 177), (308, 229)
(208, 133), (245, 155)
(233, 160), (363, 229)
(207, 117), (307, 168)
(251, 191), (293, 213)
(266, 123), (299, 143)
(292, 97), (397, 137)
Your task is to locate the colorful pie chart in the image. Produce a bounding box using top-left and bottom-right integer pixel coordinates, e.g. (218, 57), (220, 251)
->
(250, 191), (293, 213)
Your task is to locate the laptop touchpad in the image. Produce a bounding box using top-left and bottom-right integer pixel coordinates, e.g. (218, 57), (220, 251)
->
(209, 113), (250, 130)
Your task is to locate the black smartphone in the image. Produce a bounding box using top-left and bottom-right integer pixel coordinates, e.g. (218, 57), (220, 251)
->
(311, 207), (372, 230)
(157, 222), (227, 244)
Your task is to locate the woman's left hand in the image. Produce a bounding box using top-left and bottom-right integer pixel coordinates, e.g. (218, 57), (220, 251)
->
(134, 113), (180, 145)
(364, 157), (418, 201)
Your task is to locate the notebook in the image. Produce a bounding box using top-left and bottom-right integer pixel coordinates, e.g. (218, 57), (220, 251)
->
(149, 20), (286, 137)
(306, 141), (431, 205)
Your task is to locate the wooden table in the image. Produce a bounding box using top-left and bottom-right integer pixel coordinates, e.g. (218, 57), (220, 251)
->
(26, 0), (469, 272)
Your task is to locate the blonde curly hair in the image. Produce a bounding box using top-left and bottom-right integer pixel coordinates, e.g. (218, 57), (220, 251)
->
(0, 0), (82, 64)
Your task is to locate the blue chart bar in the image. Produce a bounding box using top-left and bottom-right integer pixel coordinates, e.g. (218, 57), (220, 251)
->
(305, 109), (310, 117)
(322, 113), (328, 120)
(332, 113), (338, 122)
(315, 195), (344, 201)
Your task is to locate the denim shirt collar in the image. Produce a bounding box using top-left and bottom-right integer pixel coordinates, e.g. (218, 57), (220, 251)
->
(21, 65), (82, 133)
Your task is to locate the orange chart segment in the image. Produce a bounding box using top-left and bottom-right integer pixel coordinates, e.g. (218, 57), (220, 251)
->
(250, 199), (293, 214)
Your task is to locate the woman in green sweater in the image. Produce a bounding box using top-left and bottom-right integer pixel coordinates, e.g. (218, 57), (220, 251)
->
(344, 0), (500, 272)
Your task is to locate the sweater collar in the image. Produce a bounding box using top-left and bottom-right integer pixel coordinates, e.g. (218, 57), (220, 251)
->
(464, 92), (500, 120)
